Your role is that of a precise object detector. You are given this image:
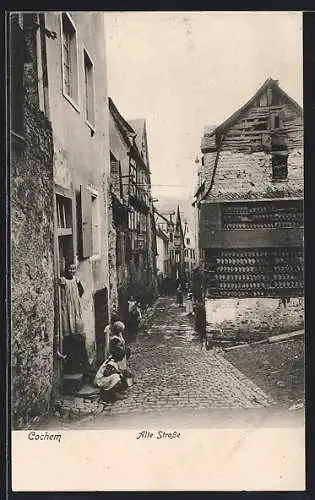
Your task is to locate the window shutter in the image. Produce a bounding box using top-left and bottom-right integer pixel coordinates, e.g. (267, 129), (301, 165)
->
(80, 185), (92, 258)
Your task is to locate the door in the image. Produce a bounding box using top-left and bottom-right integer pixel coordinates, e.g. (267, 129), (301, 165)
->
(94, 288), (109, 367)
(54, 186), (75, 377)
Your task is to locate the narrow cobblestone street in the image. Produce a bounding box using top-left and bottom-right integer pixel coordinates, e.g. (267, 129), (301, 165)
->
(42, 295), (304, 430)
(106, 296), (273, 413)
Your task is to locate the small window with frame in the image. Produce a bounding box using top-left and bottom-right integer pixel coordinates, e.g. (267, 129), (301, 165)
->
(56, 194), (73, 230)
(271, 114), (282, 130)
(61, 13), (79, 108)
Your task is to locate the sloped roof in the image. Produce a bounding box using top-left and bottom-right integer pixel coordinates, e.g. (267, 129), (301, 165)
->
(128, 118), (151, 171)
(129, 119), (145, 151)
(206, 78), (303, 139)
(195, 78), (303, 204)
(108, 97), (136, 144)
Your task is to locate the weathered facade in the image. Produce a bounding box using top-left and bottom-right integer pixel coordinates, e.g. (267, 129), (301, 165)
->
(10, 14), (56, 428)
(194, 78), (304, 337)
(109, 99), (157, 309)
(42, 12), (111, 375)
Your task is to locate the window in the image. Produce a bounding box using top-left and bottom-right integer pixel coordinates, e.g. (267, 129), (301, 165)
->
(56, 195), (72, 229)
(274, 116), (280, 129)
(169, 233), (173, 243)
(83, 49), (95, 127)
(91, 193), (100, 256)
(272, 154), (288, 181)
(170, 250), (175, 261)
(140, 213), (147, 234)
(61, 13), (79, 106)
(175, 252), (180, 263)
(56, 191), (74, 275)
(186, 238), (190, 245)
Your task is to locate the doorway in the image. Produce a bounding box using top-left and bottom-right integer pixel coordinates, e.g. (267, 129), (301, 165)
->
(94, 288), (109, 368)
(54, 187), (75, 372)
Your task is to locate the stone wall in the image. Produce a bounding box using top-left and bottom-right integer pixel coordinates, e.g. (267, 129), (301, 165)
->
(205, 297), (304, 340)
(11, 103), (55, 429)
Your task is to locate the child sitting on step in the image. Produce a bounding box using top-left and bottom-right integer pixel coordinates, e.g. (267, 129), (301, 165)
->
(94, 337), (128, 402)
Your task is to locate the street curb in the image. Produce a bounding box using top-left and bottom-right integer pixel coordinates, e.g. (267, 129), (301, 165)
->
(223, 329), (304, 351)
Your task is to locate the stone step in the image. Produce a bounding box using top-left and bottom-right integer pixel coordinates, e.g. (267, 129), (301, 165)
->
(62, 373), (84, 395)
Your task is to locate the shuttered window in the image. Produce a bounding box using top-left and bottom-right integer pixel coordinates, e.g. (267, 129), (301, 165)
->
(80, 186), (101, 258)
(80, 185), (92, 258)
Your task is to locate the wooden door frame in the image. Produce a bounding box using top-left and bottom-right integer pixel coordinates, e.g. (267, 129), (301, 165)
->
(52, 183), (76, 384)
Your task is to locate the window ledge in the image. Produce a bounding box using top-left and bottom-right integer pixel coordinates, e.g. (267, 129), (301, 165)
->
(271, 178), (289, 183)
(89, 254), (101, 262)
(85, 119), (95, 134)
(63, 91), (80, 113)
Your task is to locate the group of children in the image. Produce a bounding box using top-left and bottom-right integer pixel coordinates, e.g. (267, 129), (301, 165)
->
(94, 298), (143, 402)
(94, 318), (134, 402)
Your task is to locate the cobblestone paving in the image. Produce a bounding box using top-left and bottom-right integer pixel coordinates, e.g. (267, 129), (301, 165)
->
(50, 296), (275, 427)
(98, 296), (274, 417)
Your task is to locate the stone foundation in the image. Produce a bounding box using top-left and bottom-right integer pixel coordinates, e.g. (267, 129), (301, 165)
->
(205, 297), (304, 340)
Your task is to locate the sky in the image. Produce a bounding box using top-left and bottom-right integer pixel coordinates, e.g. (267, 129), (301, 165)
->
(103, 12), (303, 206)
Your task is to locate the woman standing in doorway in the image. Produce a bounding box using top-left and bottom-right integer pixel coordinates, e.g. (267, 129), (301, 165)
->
(58, 262), (90, 378)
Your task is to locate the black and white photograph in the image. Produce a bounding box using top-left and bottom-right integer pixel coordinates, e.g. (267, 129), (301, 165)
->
(10, 11), (304, 490)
